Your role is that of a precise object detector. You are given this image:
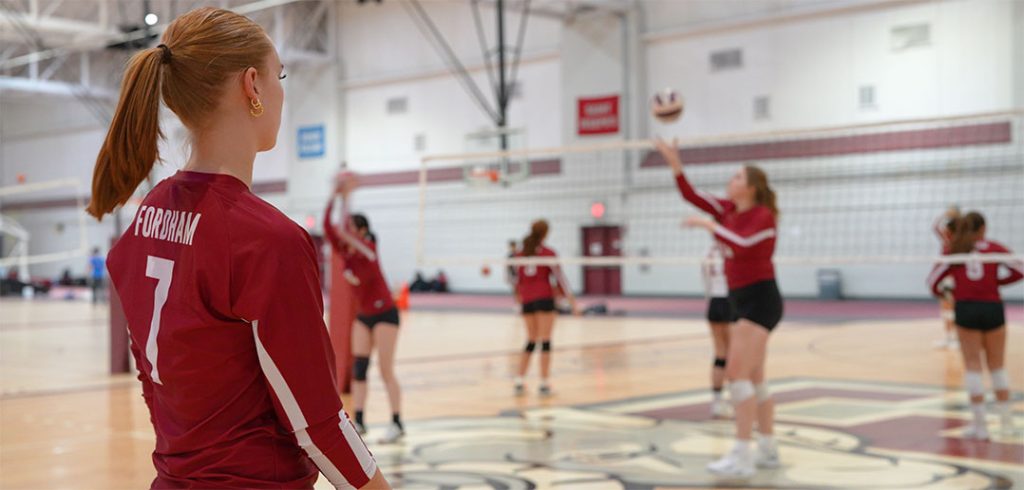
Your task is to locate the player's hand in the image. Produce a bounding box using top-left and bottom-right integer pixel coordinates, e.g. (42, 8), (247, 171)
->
(683, 215), (713, 230)
(336, 172), (360, 197)
(653, 137), (683, 175)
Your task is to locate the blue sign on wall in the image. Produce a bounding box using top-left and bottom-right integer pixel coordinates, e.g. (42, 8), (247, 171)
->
(298, 125), (325, 159)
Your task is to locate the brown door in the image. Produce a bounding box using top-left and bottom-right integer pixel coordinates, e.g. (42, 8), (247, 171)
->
(582, 225), (622, 295)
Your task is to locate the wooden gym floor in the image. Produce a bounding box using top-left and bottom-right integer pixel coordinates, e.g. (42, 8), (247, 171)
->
(1, 296), (1022, 489)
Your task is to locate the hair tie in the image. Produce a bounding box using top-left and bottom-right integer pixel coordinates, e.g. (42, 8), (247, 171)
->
(157, 44), (172, 64)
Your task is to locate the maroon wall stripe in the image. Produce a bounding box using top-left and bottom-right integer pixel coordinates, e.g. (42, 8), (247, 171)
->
(2, 120), (1006, 213)
(640, 121), (1012, 168)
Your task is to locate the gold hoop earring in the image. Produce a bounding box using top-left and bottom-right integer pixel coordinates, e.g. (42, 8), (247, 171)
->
(250, 98), (264, 118)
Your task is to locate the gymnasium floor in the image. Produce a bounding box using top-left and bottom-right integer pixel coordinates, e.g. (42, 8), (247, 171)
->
(1, 296), (1022, 489)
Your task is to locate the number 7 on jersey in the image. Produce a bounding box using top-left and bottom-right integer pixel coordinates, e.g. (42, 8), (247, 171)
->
(146, 256), (175, 385)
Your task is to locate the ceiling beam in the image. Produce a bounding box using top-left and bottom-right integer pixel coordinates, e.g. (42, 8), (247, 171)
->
(0, 0), (310, 71)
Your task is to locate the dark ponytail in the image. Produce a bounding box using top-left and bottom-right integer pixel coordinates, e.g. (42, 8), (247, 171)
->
(744, 165), (778, 217)
(87, 48), (165, 218)
(351, 213), (376, 244)
(949, 211), (985, 254)
(522, 219), (549, 257)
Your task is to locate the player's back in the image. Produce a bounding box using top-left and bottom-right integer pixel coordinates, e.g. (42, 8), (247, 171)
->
(107, 171), (317, 487)
(949, 240), (1012, 303)
(516, 246), (556, 303)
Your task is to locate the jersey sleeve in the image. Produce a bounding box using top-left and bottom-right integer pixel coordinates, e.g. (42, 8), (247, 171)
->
(711, 207), (776, 250)
(322, 198), (345, 255)
(994, 243), (1024, 286)
(323, 197), (376, 262)
(675, 173), (732, 220)
(129, 338), (156, 428)
(926, 263), (952, 297)
(231, 225), (377, 489)
(545, 248), (572, 296)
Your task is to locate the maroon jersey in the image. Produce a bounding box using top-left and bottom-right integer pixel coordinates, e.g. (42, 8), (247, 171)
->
(323, 199), (395, 316)
(107, 171), (376, 489)
(676, 174), (777, 289)
(516, 246), (562, 303)
(927, 239), (1024, 302)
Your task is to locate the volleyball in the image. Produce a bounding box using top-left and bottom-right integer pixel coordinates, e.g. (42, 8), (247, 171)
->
(651, 88), (683, 123)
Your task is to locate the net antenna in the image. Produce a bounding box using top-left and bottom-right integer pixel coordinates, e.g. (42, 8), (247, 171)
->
(0, 179), (89, 297)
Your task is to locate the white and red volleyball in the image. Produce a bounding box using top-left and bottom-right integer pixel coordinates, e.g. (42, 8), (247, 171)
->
(651, 89), (684, 123)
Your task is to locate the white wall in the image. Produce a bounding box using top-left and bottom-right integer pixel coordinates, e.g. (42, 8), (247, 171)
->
(645, 0), (1016, 135)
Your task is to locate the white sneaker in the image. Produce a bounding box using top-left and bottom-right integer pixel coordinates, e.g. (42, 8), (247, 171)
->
(963, 423), (990, 441)
(710, 400), (733, 419)
(756, 439), (780, 469)
(378, 423), (405, 444)
(707, 447), (755, 478)
(538, 383), (552, 397)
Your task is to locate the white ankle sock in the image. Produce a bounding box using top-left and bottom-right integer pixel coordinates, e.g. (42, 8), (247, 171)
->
(971, 403), (987, 426)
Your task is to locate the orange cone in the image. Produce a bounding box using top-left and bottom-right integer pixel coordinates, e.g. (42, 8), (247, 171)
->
(395, 282), (410, 311)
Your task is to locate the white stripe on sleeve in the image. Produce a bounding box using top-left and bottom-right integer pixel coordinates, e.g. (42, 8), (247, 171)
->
(340, 411), (377, 477)
(695, 190), (725, 215)
(712, 225), (775, 248)
(926, 265), (950, 292)
(252, 321), (364, 489)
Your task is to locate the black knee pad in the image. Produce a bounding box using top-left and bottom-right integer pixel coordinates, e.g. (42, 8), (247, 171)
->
(541, 340), (552, 352)
(524, 341), (536, 353)
(714, 357), (727, 368)
(353, 356), (370, 381)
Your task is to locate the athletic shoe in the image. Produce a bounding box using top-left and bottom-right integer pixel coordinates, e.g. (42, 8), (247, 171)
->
(756, 438), (780, 469)
(963, 423), (990, 441)
(538, 383), (552, 397)
(379, 423), (405, 444)
(707, 446), (755, 478)
(710, 400), (733, 419)
(514, 381), (525, 396)
(354, 422), (367, 435)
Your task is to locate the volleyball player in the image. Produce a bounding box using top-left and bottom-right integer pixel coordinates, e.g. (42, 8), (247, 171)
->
(90, 8), (387, 488)
(927, 212), (1022, 439)
(514, 220), (578, 396)
(656, 138), (782, 478)
(703, 244), (735, 418)
(933, 206), (961, 349)
(324, 173), (405, 444)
